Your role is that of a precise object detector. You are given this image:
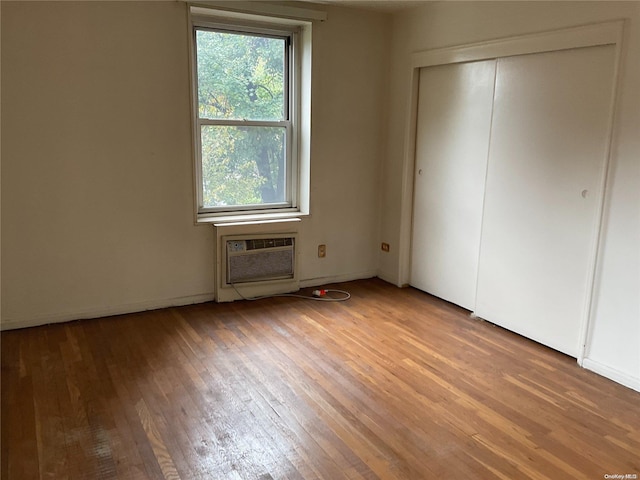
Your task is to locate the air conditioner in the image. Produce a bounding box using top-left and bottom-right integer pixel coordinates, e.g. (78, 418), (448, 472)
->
(217, 233), (299, 301)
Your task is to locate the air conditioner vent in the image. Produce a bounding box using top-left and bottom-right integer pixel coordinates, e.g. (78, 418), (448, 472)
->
(224, 235), (296, 285)
(244, 237), (294, 251)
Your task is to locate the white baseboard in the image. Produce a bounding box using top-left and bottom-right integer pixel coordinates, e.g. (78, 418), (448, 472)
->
(0, 292), (215, 331)
(581, 358), (640, 393)
(299, 270), (376, 289)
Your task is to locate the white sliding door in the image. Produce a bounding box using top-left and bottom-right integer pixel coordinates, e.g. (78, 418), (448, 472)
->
(475, 45), (617, 357)
(410, 60), (496, 310)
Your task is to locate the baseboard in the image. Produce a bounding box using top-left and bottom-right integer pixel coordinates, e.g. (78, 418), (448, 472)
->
(581, 358), (640, 393)
(299, 270), (377, 289)
(0, 292), (216, 331)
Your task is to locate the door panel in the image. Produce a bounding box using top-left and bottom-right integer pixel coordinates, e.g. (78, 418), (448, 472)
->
(475, 45), (616, 356)
(410, 60), (496, 310)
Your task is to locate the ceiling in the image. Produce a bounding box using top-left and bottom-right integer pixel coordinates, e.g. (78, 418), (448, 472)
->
(301, 0), (430, 13)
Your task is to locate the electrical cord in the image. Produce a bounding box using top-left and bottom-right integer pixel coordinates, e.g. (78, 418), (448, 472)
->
(230, 284), (351, 302)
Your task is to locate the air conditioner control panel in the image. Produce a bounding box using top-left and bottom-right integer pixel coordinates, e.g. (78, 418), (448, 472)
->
(227, 240), (247, 253)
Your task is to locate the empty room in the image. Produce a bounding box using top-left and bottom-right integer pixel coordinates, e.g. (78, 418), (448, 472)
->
(1, 1), (639, 479)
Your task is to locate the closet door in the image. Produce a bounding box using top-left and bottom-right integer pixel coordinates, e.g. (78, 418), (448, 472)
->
(475, 45), (616, 356)
(410, 60), (496, 310)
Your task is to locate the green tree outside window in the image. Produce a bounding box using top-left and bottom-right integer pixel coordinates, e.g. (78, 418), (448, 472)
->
(196, 29), (288, 208)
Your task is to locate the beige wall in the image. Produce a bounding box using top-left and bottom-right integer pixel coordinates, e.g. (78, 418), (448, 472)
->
(381, 1), (640, 388)
(300, 5), (390, 284)
(2, 1), (215, 327)
(1, 1), (390, 328)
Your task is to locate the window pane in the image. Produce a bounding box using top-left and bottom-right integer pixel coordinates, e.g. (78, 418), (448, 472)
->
(196, 29), (286, 121)
(201, 125), (286, 208)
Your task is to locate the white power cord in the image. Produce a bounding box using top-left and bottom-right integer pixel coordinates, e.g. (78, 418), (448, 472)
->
(230, 284), (351, 302)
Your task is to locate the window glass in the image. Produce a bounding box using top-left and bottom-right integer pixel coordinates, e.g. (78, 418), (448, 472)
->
(196, 30), (286, 122)
(195, 28), (290, 211)
(200, 125), (286, 207)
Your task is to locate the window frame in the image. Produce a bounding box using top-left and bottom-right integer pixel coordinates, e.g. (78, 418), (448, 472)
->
(190, 15), (304, 220)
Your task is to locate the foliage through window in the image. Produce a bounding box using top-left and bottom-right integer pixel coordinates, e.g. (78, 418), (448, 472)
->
(194, 27), (293, 213)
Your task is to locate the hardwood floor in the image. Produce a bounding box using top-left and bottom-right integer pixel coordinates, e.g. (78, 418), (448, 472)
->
(2, 278), (639, 479)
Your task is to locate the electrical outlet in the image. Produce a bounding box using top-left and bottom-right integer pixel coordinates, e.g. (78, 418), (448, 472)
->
(381, 242), (390, 252)
(318, 244), (326, 258)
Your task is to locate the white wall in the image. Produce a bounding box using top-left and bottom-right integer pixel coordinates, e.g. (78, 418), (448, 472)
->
(380, 1), (640, 390)
(1, 1), (390, 328)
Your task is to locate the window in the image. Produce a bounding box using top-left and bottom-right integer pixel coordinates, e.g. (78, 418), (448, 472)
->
(190, 9), (312, 221)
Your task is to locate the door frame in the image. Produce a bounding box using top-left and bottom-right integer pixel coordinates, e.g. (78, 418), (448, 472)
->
(397, 20), (624, 365)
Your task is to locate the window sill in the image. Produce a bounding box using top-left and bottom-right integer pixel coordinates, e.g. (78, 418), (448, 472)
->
(196, 211), (307, 227)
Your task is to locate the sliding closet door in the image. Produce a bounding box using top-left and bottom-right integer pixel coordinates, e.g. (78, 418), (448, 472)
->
(475, 45), (616, 356)
(410, 60), (496, 310)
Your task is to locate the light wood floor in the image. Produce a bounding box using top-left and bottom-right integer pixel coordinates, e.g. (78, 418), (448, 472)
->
(2, 278), (639, 479)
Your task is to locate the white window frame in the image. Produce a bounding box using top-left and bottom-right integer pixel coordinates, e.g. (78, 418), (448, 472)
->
(189, 6), (313, 223)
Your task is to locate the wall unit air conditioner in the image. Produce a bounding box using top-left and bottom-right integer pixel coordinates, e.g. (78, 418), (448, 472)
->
(217, 233), (299, 301)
